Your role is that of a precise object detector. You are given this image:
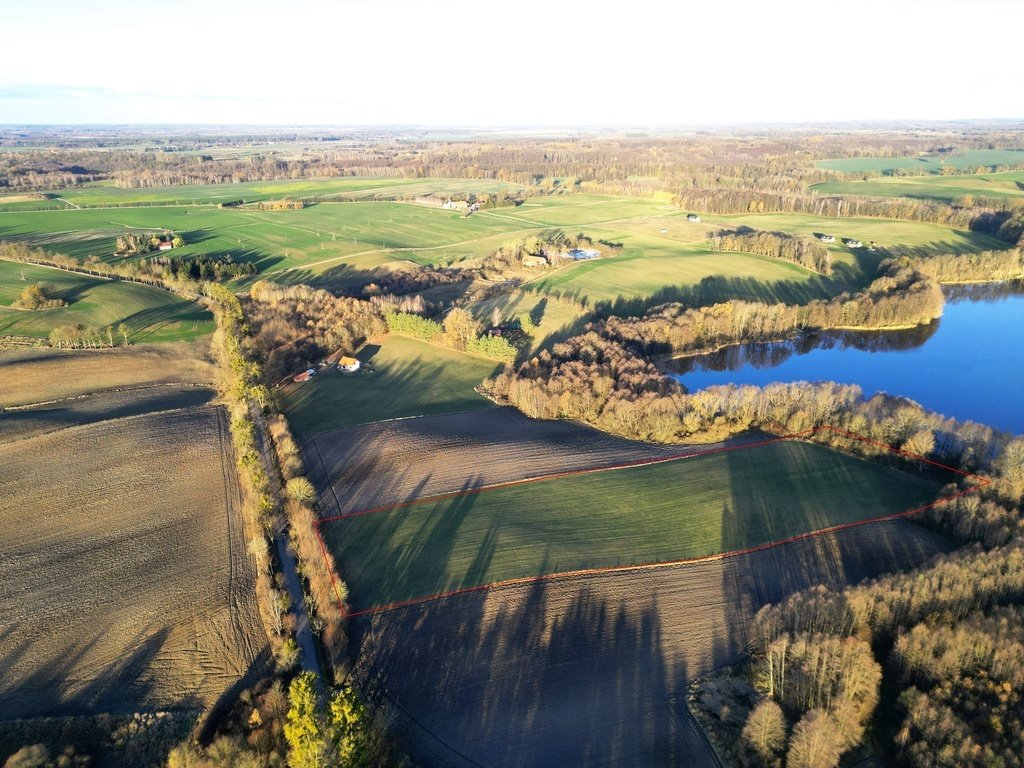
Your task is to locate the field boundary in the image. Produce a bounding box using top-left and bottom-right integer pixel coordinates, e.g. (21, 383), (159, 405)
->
(313, 424), (990, 619)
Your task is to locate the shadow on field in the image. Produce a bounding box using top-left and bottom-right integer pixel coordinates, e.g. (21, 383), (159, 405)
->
(118, 300), (211, 339)
(352, 578), (700, 768)
(0, 626), (200, 721)
(270, 264), (389, 295)
(349, 516), (952, 767)
(718, 440), (956, 654)
(345, 476), (491, 607)
(584, 270), (865, 320)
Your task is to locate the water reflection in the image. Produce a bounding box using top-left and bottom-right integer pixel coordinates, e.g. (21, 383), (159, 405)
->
(671, 322), (942, 376)
(944, 281), (1024, 304)
(669, 282), (1024, 434)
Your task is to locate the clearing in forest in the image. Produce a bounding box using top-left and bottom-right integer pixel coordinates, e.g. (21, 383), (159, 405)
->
(280, 335), (500, 436)
(320, 437), (944, 613)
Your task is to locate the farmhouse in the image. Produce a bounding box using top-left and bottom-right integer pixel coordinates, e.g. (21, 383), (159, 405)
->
(819, 234), (836, 243)
(293, 370), (312, 383)
(845, 238), (863, 248)
(687, 213), (702, 222)
(522, 254), (548, 267)
(157, 240), (174, 251)
(339, 356), (361, 372)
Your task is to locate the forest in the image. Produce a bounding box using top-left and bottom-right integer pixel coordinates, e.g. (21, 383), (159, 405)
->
(4, 125), (1024, 202)
(694, 441), (1024, 768)
(710, 229), (832, 275)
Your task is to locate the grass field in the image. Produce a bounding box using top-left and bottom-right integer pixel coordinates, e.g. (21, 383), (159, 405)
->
(812, 171), (1024, 202)
(2, 188), (1009, 309)
(526, 240), (853, 310)
(816, 149), (1024, 174)
(321, 439), (940, 611)
(281, 335), (499, 435)
(0, 177), (529, 209)
(0, 260), (213, 342)
(519, 211), (1006, 310)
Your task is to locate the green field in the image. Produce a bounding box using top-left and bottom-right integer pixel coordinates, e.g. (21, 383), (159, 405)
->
(816, 149), (1024, 174)
(280, 335), (499, 435)
(0, 177), (529, 210)
(812, 171), (1024, 203)
(1, 188), (1010, 310)
(322, 439), (941, 611)
(0, 260), (213, 342)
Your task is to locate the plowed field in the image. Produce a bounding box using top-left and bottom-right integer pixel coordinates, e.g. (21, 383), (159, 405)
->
(352, 519), (951, 768)
(0, 406), (270, 719)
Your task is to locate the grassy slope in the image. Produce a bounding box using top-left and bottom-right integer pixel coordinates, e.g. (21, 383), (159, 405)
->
(280, 335), (499, 435)
(811, 171), (1024, 202)
(0, 260), (213, 342)
(322, 439), (941, 610)
(815, 149), (1024, 174)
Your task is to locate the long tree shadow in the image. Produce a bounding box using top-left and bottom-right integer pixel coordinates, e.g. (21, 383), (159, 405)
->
(718, 442), (956, 657)
(351, 576), (700, 767)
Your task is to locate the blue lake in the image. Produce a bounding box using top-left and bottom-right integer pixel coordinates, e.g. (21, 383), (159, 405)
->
(669, 283), (1024, 435)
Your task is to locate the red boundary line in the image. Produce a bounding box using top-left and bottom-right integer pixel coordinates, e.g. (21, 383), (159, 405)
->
(312, 424), (990, 620)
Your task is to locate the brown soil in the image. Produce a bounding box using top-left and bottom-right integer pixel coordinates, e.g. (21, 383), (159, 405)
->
(0, 406), (270, 720)
(0, 385), (217, 444)
(350, 518), (951, 768)
(0, 341), (216, 407)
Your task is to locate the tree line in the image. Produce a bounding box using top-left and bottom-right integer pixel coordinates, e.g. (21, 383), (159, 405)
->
(710, 229), (832, 275)
(386, 308), (518, 361)
(886, 248), (1024, 283)
(674, 189), (1024, 245)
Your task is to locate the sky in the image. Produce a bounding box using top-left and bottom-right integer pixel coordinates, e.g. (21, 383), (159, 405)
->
(1, 0), (1020, 126)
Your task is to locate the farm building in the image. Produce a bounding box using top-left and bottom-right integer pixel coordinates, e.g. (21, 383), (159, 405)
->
(819, 234), (836, 243)
(339, 356), (361, 372)
(568, 248), (600, 261)
(293, 370), (312, 383)
(522, 254), (548, 267)
(157, 240), (174, 251)
(687, 214), (702, 222)
(845, 239), (863, 248)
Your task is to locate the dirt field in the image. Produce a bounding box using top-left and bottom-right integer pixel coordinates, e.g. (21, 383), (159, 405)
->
(306, 407), (687, 517)
(352, 519), (951, 768)
(0, 340), (216, 406)
(0, 405), (270, 720)
(0, 384), (217, 444)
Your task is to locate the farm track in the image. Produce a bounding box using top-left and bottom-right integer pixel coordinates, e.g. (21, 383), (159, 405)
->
(0, 403), (270, 720)
(352, 519), (951, 768)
